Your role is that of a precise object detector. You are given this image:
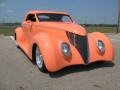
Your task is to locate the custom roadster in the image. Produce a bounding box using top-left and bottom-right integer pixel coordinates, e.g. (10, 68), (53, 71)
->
(15, 10), (114, 72)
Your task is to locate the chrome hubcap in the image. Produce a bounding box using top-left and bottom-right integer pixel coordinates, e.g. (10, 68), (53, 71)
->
(36, 47), (43, 69)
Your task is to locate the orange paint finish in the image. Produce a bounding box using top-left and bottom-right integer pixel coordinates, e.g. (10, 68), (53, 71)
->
(15, 10), (114, 72)
(88, 32), (114, 63)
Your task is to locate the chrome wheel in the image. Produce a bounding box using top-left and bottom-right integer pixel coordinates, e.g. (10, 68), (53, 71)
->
(35, 47), (44, 70)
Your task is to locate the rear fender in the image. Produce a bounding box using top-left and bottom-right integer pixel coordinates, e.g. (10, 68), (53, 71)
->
(15, 27), (26, 45)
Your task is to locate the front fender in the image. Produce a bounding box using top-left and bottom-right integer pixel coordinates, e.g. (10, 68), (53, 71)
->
(30, 33), (60, 72)
(88, 32), (114, 63)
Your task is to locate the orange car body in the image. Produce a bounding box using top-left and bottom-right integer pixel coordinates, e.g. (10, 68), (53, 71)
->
(15, 10), (114, 72)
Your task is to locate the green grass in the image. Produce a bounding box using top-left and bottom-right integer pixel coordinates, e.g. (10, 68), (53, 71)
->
(0, 25), (117, 36)
(0, 25), (17, 36)
(86, 26), (117, 33)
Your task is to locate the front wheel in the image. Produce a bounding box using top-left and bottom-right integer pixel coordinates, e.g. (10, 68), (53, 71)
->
(35, 46), (46, 72)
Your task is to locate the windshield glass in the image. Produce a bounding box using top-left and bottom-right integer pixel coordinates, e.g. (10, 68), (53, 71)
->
(37, 13), (73, 22)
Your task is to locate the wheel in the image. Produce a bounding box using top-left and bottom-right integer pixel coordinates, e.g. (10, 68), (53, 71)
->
(35, 46), (46, 72)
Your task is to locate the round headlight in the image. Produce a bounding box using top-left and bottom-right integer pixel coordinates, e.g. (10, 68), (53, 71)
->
(61, 42), (71, 56)
(97, 40), (105, 54)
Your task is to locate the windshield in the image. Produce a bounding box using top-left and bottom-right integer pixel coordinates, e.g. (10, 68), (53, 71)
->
(37, 13), (73, 23)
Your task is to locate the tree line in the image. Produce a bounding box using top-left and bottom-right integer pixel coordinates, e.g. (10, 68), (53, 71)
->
(0, 23), (117, 27)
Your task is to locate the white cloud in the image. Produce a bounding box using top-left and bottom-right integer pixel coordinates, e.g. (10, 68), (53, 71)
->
(0, 3), (6, 7)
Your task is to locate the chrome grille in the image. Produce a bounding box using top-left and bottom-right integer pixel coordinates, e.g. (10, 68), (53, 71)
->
(66, 32), (89, 64)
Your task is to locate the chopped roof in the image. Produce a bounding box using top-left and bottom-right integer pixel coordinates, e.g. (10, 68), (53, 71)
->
(27, 10), (68, 15)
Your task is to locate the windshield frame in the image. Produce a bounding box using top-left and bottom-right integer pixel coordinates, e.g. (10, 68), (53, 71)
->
(36, 13), (73, 23)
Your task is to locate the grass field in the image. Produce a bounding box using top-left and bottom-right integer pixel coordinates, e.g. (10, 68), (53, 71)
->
(0, 25), (17, 36)
(86, 26), (117, 33)
(0, 25), (117, 36)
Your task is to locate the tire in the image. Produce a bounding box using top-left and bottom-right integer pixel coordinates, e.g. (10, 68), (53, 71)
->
(14, 33), (19, 48)
(34, 46), (46, 72)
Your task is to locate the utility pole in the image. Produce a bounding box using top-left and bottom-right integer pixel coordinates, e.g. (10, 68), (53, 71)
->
(117, 0), (120, 33)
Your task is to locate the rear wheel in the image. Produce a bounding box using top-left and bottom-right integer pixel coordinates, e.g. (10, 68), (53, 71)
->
(14, 33), (19, 48)
(35, 46), (46, 72)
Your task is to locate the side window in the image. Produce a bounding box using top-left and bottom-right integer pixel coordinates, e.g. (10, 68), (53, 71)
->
(26, 14), (36, 22)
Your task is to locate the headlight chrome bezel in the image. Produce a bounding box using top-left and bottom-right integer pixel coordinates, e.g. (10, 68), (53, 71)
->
(61, 42), (71, 56)
(96, 40), (105, 54)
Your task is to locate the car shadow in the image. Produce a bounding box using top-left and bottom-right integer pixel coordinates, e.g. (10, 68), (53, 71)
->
(49, 61), (115, 78)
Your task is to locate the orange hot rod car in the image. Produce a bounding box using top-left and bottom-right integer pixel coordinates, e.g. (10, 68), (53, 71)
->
(15, 10), (114, 72)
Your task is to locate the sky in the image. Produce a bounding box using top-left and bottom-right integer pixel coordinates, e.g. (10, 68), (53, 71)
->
(0, 0), (118, 24)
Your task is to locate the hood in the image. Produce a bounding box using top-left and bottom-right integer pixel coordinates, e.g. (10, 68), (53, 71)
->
(39, 22), (86, 36)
